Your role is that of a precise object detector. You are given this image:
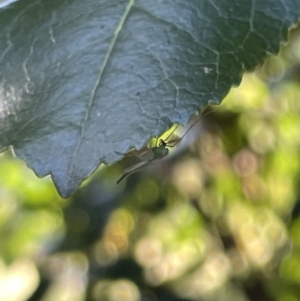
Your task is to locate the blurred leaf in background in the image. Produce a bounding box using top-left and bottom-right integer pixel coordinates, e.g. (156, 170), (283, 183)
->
(1, 20), (300, 301)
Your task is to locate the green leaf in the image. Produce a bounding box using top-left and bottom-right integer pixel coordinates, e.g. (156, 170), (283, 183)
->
(0, 0), (299, 197)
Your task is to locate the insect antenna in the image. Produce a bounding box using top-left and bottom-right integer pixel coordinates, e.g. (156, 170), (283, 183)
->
(154, 107), (215, 148)
(165, 106), (214, 147)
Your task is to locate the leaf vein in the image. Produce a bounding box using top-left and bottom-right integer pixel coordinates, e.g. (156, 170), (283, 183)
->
(69, 0), (136, 173)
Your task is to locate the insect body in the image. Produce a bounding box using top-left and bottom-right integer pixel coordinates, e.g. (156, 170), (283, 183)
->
(116, 109), (208, 184)
(116, 139), (170, 184)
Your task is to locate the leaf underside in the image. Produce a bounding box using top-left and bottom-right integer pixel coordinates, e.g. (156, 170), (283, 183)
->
(0, 0), (299, 197)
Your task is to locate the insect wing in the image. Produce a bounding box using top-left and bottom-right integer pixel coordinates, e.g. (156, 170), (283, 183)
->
(117, 146), (153, 161)
(116, 161), (150, 183)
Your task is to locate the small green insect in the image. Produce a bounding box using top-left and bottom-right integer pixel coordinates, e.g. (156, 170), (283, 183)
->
(116, 113), (205, 184)
(116, 137), (173, 184)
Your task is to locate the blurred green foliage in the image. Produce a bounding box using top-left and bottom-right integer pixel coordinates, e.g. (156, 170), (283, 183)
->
(1, 25), (300, 301)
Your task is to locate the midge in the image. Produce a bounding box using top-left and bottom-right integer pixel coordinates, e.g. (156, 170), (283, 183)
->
(116, 108), (209, 184)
